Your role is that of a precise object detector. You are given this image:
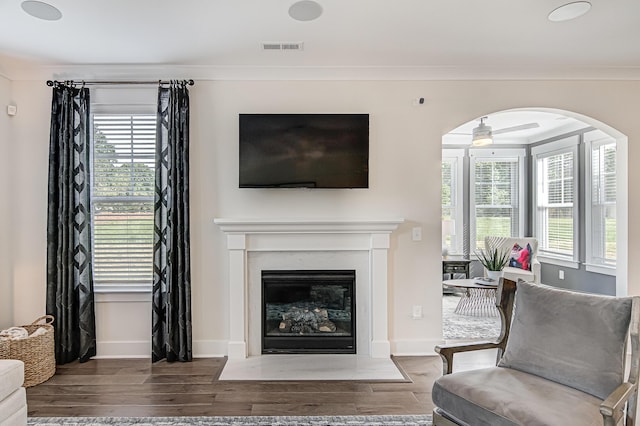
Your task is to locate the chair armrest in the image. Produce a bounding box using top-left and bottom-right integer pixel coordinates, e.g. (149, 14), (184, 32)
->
(435, 279), (517, 376)
(530, 258), (541, 284)
(600, 382), (637, 421)
(435, 340), (501, 375)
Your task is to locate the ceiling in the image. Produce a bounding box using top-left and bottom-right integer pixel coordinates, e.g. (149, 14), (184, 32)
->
(0, 0), (639, 81)
(443, 110), (591, 145)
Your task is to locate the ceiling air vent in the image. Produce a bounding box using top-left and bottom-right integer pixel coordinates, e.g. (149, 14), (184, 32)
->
(261, 42), (304, 51)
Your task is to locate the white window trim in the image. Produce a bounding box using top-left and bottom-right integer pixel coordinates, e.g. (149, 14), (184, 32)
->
(469, 148), (526, 250)
(90, 93), (156, 295)
(584, 131), (617, 276)
(442, 149), (464, 256)
(531, 136), (580, 263)
(95, 291), (151, 303)
(538, 255), (580, 269)
(584, 262), (616, 275)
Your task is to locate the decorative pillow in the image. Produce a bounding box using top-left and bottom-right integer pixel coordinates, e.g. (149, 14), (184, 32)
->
(508, 243), (532, 271)
(498, 281), (633, 400)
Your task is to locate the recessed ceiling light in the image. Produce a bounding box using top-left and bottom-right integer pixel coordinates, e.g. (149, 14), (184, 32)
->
(288, 0), (323, 22)
(548, 1), (591, 22)
(21, 1), (62, 21)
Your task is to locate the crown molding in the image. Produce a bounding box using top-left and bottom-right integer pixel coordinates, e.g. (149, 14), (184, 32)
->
(3, 61), (640, 82)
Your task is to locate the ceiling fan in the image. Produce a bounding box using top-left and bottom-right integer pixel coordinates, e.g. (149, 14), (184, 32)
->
(450, 117), (540, 146)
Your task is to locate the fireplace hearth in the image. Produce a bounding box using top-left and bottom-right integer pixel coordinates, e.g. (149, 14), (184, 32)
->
(262, 270), (356, 354)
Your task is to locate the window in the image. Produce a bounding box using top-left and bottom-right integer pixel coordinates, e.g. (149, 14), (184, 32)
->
(91, 113), (156, 291)
(532, 136), (579, 266)
(585, 130), (616, 273)
(442, 150), (464, 255)
(469, 149), (525, 251)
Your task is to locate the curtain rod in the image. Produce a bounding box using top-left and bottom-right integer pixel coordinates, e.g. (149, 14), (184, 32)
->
(46, 79), (194, 87)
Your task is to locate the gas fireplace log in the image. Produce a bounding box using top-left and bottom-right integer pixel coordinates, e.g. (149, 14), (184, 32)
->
(318, 320), (337, 332)
(279, 307), (337, 334)
(279, 319), (292, 332)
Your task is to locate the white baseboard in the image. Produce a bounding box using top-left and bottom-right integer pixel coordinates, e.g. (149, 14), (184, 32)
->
(95, 338), (439, 358)
(193, 339), (228, 358)
(95, 340), (150, 358)
(94, 339), (228, 359)
(391, 339), (443, 356)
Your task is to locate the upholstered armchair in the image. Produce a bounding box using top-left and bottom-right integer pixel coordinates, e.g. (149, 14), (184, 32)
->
(484, 236), (541, 284)
(432, 279), (639, 426)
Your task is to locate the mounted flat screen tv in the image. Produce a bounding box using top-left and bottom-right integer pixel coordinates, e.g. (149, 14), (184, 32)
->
(239, 113), (369, 188)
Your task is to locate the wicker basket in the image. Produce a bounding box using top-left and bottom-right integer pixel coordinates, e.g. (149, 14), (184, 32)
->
(0, 339), (9, 359)
(0, 315), (56, 387)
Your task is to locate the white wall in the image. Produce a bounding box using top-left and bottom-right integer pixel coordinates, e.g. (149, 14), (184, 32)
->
(10, 81), (49, 328)
(8, 79), (640, 356)
(0, 75), (13, 329)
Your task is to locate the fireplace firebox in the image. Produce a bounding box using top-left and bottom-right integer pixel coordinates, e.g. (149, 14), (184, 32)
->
(262, 270), (356, 354)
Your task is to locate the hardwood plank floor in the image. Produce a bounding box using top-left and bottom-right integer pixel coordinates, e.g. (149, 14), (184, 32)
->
(26, 356), (446, 417)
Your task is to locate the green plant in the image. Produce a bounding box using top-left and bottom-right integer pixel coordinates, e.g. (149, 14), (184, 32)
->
(475, 247), (510, 271)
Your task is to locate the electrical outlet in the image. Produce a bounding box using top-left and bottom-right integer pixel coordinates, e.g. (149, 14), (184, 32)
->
(559, 270), (565, 280)
(412, 305), (423, 319)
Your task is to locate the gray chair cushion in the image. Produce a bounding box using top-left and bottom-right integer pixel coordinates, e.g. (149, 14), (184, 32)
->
(498, 281), (632, 399)
(432, 366), (604, 426)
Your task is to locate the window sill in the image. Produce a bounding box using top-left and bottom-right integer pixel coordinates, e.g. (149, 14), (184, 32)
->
(585, 263), (616, 276)
(94, 286), (151, 303)
(538, 255), (580, 269)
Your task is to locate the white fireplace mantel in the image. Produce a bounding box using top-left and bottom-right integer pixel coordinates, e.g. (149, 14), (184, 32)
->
(214, 218), (404, 359)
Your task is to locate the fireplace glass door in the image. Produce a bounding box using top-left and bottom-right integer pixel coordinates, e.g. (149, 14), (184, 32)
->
(262, 270), (356, 354)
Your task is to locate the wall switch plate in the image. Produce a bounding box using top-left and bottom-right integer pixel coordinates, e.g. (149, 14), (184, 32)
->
(7, 105), (17, 116)
(411, 227), (422, 241)
(412, 305), (423, 319)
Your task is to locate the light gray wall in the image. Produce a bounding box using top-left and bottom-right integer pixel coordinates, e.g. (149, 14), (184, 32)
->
(8, 79), (637, 356)
(0, 76), (13, 328)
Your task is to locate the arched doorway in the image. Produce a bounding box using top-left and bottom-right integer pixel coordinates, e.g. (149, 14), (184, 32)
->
(440, 108), (628, 341)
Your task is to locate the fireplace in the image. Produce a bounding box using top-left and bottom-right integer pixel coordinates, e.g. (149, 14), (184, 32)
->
(214, 218), (403, 359)
(262, 270), (356, 354)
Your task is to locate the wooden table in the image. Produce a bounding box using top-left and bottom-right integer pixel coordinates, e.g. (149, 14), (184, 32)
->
(443, 278), (498, 317)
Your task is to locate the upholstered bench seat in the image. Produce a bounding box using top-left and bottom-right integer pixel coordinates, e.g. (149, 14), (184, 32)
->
(0, 359), (27, 426)
(433, 366), (603, 426)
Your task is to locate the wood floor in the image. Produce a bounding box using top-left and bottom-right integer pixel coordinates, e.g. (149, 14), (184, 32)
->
(25, 356), (448, 417)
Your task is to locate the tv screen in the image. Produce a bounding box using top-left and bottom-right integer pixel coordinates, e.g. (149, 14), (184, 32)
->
(239, 113), (369, 188)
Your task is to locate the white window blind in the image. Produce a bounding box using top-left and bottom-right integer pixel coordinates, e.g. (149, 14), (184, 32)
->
(442, 156), (457, 254)
(442, 150), (464, 255)
(533, 137), (578, 261)
(588, 136), (616, 268)
(470, 150), (523, 251)
(91, 114), (156, 290)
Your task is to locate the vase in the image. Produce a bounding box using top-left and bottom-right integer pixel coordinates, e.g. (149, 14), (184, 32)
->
(486, 270), (504, 282)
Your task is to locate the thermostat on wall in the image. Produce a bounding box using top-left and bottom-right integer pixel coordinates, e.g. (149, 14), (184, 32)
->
(7, 105), (17, 116)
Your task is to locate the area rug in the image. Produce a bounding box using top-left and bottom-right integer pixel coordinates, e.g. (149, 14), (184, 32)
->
(442, 295), (501, 340)
(28, 415), (432, 426)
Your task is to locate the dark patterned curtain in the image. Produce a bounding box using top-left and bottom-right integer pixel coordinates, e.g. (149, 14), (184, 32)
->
(152, 82), (192, 362)
(46, 84), (96, 364)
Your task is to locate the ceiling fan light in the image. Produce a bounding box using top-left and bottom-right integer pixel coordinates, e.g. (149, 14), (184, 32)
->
(472, 136), (493, 147)
(471, 122), (493, 146)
